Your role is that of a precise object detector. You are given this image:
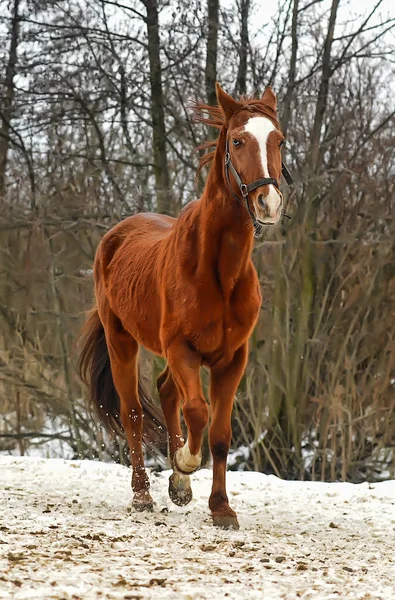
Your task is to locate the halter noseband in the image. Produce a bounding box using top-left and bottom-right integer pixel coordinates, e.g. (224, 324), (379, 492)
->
(224, 140), (294, 238)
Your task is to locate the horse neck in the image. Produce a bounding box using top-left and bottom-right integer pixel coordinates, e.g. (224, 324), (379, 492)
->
(196, 140), (255, 278)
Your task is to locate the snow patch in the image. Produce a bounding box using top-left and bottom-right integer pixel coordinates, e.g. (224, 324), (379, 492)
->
(1, 456), (394, 599)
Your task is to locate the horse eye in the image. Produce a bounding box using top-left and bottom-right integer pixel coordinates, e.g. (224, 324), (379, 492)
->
(232, 139), (241, 147)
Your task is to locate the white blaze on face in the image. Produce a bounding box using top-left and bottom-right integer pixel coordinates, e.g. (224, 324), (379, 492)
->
(244, 116), (281, 219)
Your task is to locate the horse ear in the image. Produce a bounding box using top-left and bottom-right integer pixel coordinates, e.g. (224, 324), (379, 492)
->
(262, 86), (277, 112)
(216, 82), (239, 120)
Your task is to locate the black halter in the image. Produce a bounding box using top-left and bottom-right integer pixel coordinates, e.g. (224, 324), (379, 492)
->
(224, 140), (294, 238)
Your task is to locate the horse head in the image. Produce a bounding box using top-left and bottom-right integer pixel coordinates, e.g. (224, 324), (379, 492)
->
(216, 83), (287, 233)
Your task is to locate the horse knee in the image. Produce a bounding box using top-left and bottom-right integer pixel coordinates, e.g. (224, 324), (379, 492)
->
(210, 441), (230, 462)
(183, 397), (209, 433)
(209, 426), (231, 456)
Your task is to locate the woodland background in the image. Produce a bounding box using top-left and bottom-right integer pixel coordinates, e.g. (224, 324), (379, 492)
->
(0, 0), (394, 482)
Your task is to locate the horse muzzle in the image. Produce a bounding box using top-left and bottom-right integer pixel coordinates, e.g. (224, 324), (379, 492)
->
(254, 187), (283, 224)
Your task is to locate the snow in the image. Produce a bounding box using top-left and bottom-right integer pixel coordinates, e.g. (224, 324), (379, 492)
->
(1, 457), (394, 600)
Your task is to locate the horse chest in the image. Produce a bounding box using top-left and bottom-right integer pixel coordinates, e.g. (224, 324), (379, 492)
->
(194, 282), (261, 360)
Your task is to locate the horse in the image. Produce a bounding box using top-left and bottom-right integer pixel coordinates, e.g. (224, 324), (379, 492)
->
(78, 83), (292, 530)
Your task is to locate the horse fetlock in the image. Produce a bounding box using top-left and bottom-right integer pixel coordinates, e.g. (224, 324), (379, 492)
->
(131, 470), (150, 493)
(210, 493), (238, 529)
(209, 490), (229, 512)
(174, 443), (202, 474)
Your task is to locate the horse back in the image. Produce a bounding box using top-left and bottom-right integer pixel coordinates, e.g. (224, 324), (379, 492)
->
(98, 213), (175, 266)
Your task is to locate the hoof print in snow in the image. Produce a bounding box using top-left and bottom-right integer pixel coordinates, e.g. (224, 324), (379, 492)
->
(275, 556), (286, 563)
(343, 565), (354, 573)
(149, 578), (166, 587)
(200, 544), (217, 552)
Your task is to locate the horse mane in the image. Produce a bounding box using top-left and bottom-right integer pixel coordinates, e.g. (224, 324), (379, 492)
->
(193, 97), (280, 179)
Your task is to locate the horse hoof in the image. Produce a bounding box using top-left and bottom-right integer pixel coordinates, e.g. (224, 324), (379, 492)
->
(132, 493), (154, 512)
(212, 514), (240, 530)
(173, 447), (201, 475)
(169, 472), (193, 506)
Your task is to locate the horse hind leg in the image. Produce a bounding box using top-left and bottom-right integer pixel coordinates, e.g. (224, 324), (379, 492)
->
(157, 366), (192, 506)
(103, 309), (154, 511)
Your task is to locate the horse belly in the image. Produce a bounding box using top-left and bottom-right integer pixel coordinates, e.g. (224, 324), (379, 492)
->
(130, 306), (163, 355)
(106, 252), (164, 355)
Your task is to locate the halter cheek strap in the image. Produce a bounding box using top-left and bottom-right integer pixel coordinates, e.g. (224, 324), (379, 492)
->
(224, 141), (293, 238)
(281, 163), (293, 186)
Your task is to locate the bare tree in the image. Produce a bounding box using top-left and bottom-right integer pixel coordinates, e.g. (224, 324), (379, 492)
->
(308, 0), (340, 172)
(0, 0), (20, 202)
(281, 0), (298, 139)
(205, 0), (219, 109)
(144, 0), (173, 214)
(235, 0), (250, 96)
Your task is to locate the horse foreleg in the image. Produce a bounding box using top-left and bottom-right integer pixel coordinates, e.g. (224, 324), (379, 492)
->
(103, 310), (154, 511)
(157, 366), (192, 506)
(208, 344), (248, 530)
(166, 340), (209, 475)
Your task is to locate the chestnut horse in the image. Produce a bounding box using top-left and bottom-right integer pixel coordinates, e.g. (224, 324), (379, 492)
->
(78, 84), (292, 530)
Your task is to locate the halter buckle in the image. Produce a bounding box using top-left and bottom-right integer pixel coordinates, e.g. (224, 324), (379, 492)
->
(240, 183), (248, 197)
(224, 152), (230, 166)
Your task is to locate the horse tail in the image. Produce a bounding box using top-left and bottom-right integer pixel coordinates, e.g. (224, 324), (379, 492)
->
(77, 308), (167, 454)
(78, 308), (122, 435)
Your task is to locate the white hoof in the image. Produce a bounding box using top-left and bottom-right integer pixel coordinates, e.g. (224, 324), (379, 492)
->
(174, 443), (201, 474)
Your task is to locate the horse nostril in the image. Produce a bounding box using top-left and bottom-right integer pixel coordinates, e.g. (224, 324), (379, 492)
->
(258, 194), (266, 209)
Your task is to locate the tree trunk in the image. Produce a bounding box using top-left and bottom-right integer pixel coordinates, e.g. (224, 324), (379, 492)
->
(205, 0), (219, 109)
(235, 0), (250, 96)
(309, 0), (340, 172)
(144, 0), (172, 214)
(0, 0), (20, 203)
(281, 0), (299, 139)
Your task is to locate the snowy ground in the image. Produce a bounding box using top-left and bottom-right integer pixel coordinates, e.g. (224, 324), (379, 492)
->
(1, 457), (394, 600)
